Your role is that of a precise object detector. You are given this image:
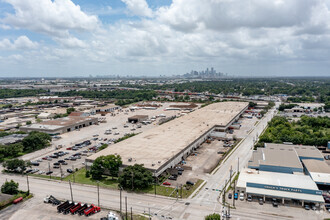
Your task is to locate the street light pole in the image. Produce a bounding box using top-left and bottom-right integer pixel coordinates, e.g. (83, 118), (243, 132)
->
(26, 174), (30, 194)
(125, 196), (128, 220)
(72, 165), (75, 183)
(69, 180), (73, 201)
(120, 187), (122, 216)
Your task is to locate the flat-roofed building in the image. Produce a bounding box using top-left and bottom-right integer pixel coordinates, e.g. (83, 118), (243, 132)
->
(20, 116), (97, 135)
(265, 143), (324, 161)
(302, 159), (330, 186)
(87, 102), (248, 176)
(236, 169), (324, 207)
(248, 147), (304, 174)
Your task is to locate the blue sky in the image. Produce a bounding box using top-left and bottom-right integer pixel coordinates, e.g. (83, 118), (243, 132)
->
(0, 0), (330, 77)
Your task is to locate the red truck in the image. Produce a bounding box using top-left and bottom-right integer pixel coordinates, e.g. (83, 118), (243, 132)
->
(84, 204), (101, 216)
(70, 202), (81, 214)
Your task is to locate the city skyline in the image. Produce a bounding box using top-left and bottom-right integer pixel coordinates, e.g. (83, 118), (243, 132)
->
(0, 0), (330, 77)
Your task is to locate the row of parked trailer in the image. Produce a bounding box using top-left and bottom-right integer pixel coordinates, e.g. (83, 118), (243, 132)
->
(44, 195), (100, 217)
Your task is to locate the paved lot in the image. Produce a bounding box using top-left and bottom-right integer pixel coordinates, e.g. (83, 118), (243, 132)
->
(233, 196), (330, 220)
(0, 195), (118, 220)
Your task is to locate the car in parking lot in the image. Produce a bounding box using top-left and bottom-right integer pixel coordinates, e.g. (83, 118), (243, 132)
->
(228, 193), (232, 199)
(234, 193), (238, 200)
(163, 182), (171, 186)
(259, 198), (264, 205)
(53, 165), (60, 169)
(186, 181), (194, 186)
(239, 193), (244, 200)
(67, 169), (73, 173)
(304, 205), (310, 210)
(247, 195), (252, 202)
(168, 176), (177, 180)
(46, 171), (53, 175)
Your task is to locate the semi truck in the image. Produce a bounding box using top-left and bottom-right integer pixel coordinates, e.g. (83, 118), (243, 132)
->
(44, 195), (60, 205)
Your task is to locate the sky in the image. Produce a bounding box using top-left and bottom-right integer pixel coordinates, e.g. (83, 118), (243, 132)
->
(0, 0), (330, 77)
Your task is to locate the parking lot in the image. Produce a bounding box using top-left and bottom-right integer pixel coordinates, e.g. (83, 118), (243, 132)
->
(162, 115), (258, 188)
(232, 194), (330, 220)
(0, 195), (117, 220)
(21, 102), (197, 177)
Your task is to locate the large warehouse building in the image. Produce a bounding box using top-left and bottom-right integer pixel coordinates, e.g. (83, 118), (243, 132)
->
(87, 101), (248, 176)
(20, 116), (98, 135)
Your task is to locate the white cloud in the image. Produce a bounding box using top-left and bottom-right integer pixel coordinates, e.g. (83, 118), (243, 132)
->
(122, 0), (153, 17)
(0, 36), (38, 50)
(3, 0), (99, 37)
(1, 0), (330, 76)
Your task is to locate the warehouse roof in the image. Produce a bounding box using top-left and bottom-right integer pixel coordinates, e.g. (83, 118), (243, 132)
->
(88, 102), (248, 171)
(248, 147), (303, 170)
(265, 143), (323, 160)
(237, 169), (324, 203)
(302, 159), (330, 185)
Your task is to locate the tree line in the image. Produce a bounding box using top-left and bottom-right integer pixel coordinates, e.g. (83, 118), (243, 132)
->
(256, 116), (330, 148)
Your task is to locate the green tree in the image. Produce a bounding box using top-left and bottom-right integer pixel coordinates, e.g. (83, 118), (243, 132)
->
(26, 121), (32, 125)
(22, 132), (51, 152)
(118, 164), (153, 190)
(3, 159), (29, 173)
(103, 155), (122, 178)
(205, 213), (221, 220)
(1, 180), (19, 195)
(90, 156), (105, 180)
(66, 107), (75, 115)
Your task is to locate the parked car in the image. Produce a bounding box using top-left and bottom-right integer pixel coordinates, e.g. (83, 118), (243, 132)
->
(168, 176), (177, 180)
(53, 165), (60, 169)
(67, 169), (73, 173)
(228, 193), (232, 199)
(239, 193), (244, 201)
(186, 181), (194, 186)
(163, 182), (171, 186)
(259, 198), (264, 205)
(304, 205), (310, 210)
(247, 195), (252, 202)
(234, 193), (238, 200)
(46, 171), (53, 175)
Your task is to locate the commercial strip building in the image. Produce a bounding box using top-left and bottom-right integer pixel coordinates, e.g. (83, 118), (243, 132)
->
(236, 169), (324, 206)
(87, 102), (248, 176)
(20, 116), (98, 135)
(241, 143), (328, 206)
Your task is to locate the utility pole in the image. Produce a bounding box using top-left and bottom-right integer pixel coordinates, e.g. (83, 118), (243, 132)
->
(26, 174), (30, 194)
(131, 207), (133, 220)
(60, 164), (63, 181)
(237, 157), (240, 173)
(48, 162), (51, 179)
(148, 207), (151, 220)
(69, 180), (73, 201)
(229, 165), (232, 184)
(233, 180), (236, 207)
(120, 187), (122, 216)
(97, 181), (100, 207)
(125, 196), (128, 220)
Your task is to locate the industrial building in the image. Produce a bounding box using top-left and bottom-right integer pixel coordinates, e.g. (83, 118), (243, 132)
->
(87, 102), (248, 176)
(0, 134), (28, 145)
(20, 116), (98, 135)
(248, 143), (324, 174)
(303, 159), (330, 187)
(236, 169), (324, 207)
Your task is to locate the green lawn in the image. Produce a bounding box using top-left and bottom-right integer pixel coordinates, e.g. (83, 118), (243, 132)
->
(64, 168), (119, 189)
